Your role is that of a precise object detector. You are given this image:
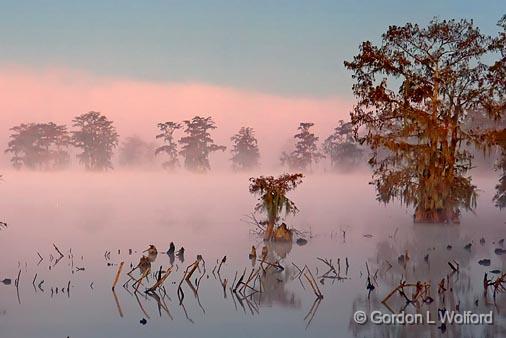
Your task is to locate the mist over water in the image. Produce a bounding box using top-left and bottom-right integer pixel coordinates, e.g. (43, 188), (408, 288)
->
(0, 170), (504, 338)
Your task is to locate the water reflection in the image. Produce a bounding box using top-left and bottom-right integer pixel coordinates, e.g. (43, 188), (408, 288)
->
(350, 225), (506, 338)
(0, 172), (504, 338)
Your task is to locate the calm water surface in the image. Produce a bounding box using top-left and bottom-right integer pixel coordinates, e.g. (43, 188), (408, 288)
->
(0, 171), (504, 338)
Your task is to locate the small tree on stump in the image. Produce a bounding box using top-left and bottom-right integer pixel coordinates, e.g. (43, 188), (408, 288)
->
(249, 173), (303, 241)
(155, 122), (181, 170)
(345, 18), (504, 223)
(230, 127), (260, 171)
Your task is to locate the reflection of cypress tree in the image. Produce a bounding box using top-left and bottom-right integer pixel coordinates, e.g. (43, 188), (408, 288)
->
(230, 127), (260, 171)
(5, 122), (70, 170)
(178, 116), (225, 172)
(280, 122), (324, 171)
(345, 18), (504, 223)
(71, 111), (119, 171)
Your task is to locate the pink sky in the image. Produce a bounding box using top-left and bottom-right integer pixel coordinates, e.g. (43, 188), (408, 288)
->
(0, 65), (353, 168)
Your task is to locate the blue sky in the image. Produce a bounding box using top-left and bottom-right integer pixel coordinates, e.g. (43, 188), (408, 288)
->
(0, 1), (503, 97)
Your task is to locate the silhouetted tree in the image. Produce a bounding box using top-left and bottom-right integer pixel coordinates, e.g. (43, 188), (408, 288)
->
(230, 127), (260, 171)
(5, 122), (70, 170)
(119, 136), (156, 168)
(178, 116), (226, 172)
(280, 122), (324, 171)
(71, 111), (119, 171)
(249, 173), (303, 241)
(155, 122), (181, 170)
(345, 18), (504, 223)
(323, 120), (364, 170)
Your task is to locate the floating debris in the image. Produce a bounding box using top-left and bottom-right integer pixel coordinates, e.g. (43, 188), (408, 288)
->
(478, 259), (491, 266)
(495, 248), (506, 255)
(296, 238), (308, 246)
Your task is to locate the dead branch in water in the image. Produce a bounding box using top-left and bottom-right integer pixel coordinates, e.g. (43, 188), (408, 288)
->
(146, 267), (173, 293)
(301, 265), (323, 299)
(112, 290), (124, 318)
(53, 244), (64, 257)
(304, 297), (323, 329)
(381, 280), (431, 307)
(217, 256), (226, 275)
(112, 262), (124, 290)
(184, 259), (200, 282)
(133, 268), (151, 293)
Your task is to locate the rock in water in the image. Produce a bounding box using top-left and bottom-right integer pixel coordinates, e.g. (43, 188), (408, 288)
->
(495, 248), (506, 255)
(478, 259), (491, 266)
(296, 238), (308, 246)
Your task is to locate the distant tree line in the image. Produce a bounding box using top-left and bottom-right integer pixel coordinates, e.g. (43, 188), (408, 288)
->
(5, 112), (119, 171)
(4, 113), (364, 172)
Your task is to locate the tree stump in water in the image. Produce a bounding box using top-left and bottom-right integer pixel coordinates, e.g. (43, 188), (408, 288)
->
(273, 223), (293, 242)
(414, 208), (460, 224)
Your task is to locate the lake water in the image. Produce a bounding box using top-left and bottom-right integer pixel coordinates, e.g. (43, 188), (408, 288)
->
(0, 171), (504, 338)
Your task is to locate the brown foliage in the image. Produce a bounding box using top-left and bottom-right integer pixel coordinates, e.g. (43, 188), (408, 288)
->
(345, 18), (504, 223)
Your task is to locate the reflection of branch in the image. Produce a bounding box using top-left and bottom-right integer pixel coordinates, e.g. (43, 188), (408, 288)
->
(185, 279), (206, 314)
(147, 291), (173, 319)
(14, 269), (21, 305)
(36, 252), (43, 266)
(134, 292), (150, 319)
(180, 302), (194, 323)
(112, 290), (124, 318)
(304, 297), (322, 329)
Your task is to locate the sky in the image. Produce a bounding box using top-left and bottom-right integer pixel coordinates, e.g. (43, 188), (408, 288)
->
(0, 1), (504, 167)
(0, 0), (503, 96)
